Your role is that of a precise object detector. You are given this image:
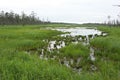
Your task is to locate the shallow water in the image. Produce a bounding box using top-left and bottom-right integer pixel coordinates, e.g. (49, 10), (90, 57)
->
(28, 27), (106, 73)
(52, 27), (102, 37)
(45, 27), (104, 71)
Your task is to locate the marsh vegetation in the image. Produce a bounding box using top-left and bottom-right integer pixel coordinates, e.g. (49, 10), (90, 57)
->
(0, 24), (120, 80)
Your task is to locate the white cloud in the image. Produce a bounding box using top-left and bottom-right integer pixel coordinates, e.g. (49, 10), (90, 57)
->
(0, 0), (120, 23)
(0, 0), (65, 8)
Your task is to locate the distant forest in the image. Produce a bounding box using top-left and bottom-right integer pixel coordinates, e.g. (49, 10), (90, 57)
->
(0, 10), (120, 26)
(0, 11), (50, 26)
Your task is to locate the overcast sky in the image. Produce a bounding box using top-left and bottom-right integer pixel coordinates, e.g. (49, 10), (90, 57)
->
(0, 0), (120, 23)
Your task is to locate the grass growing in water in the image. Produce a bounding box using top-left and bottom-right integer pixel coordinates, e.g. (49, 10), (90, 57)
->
(60, 43), (90, 58)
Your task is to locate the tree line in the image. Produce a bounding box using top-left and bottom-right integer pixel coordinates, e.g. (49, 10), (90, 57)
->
(105, 15), (120, 27)
(0, 11), (50, 26)
(105, 5), (120, 27)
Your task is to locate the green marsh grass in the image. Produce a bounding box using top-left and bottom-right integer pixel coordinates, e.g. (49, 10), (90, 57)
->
(0, 25), (120, 80)
(59, 43), (90, 58)
(90, 26), (120, 80)
(0, 50), (74, 80)
(90, 27), (120, 61)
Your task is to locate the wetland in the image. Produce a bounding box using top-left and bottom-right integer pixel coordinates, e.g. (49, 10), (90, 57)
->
(0, 24), (119, 80)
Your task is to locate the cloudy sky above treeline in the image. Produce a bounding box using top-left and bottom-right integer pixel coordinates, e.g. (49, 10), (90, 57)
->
(0, 0), (120, 23)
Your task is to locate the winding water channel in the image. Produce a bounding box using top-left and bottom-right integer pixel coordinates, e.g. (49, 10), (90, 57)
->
(28, 27), (107, 73)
